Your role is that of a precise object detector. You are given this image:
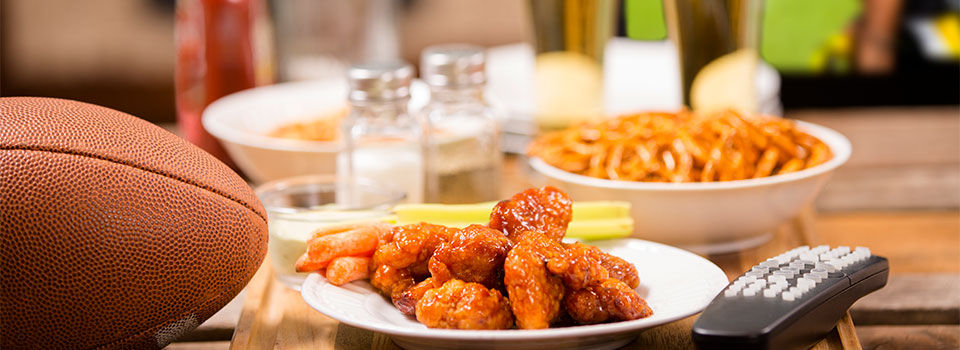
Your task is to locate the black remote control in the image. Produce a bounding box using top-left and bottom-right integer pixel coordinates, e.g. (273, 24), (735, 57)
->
(692, 245), (888, 349)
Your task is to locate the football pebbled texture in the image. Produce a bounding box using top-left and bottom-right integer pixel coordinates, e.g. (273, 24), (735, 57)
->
(0, 97), (268, 349)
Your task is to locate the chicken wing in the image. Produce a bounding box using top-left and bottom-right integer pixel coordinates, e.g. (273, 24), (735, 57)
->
(564, 278), (653, 325)
(489, 186), (573, 242)
(370, 223), (458, 311)
(372, 222), (458, 273)
(429, 224), (512, 289)
(503, 230), (567, 329)
(394, 277), (439, 316)
(562, 242), (640, 289)
(369, 264), (415, 301)
(416, 279), (514, 330)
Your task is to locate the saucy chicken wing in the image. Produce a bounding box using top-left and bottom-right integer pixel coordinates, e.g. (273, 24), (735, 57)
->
(429, 224), (512, 288)
(503, 230), (567, 329)
(564, 278), (653, 324)
(489, 186), (573, 242)
(372, 222), (458, 273)
(562, 242), (640, 289)
(394, 277), (439, 315)
(370, 223), (457, 311)
(416, 279), (514, 330)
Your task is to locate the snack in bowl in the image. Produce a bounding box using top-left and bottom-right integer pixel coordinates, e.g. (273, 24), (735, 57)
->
(266, 107), (347, 141)
(295, 187), (654, 329)
(528, 109), (832, 183)
(526, 110), (851, 253)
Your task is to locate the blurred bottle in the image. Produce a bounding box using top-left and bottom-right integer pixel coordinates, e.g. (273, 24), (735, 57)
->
(175, 0), (273, 165)
(529, 0), (617, 130)
(663, 0), (763, 113)
(271, 0), (400, 82)
(420, 45), (502, 204)
(339, 62), (427, 204)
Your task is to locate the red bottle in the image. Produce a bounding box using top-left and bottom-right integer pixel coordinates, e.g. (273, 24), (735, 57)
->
(175, 0), (271, 167)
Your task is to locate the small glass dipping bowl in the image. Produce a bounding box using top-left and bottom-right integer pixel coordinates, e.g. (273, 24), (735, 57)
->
(256, 175), (405, 289)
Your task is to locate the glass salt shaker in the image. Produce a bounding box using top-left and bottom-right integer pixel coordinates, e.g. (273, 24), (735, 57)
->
(339, 61), (427, 204)
(420, 45), (502, 203)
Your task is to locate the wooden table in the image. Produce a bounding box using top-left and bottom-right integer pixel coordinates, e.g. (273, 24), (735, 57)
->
(168, 107), (960, 349)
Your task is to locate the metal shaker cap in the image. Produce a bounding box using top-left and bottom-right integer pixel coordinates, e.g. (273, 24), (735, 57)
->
(420, 44), (486, 87)
(347, 61), (414, 102)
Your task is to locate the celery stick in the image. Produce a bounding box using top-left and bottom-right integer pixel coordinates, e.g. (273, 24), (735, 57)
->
(565, 217), (635, 240)
(393, 201), (635, 241)
(396, 201), (631, 223)
(571, 201), (631, 221)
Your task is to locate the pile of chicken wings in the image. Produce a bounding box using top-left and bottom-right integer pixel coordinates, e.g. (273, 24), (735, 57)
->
(369, 187), (653, 329)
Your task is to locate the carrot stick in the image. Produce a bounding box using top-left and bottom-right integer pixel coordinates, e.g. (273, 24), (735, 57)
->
(326, 256), (371, 286)
(305, 226), (379, 266)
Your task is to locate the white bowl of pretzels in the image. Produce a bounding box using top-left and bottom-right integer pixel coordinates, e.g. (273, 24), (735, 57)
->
(528, 111), (851, 254)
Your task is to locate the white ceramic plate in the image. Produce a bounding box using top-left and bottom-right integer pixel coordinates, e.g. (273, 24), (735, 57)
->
(301, 238), (729, 350)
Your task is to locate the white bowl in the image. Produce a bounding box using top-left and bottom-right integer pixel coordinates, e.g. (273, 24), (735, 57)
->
(202, 79), (428, 184)
(530, 120), (851, 254)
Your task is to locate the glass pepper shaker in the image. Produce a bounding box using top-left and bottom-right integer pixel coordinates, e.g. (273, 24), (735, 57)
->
(420, 45), (503, 203)
(339, 61), (427, 204)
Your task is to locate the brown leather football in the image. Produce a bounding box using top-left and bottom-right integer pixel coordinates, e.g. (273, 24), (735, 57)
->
(0, 97), (268, 349)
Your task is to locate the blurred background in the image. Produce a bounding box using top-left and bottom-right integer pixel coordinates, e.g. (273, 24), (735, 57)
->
(2, 0), (958, 123)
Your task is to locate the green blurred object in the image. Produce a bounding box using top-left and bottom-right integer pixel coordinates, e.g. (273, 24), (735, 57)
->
(625, 0), (667, 40)
(624, 0), (862, 72)
(760, 0), (861, 72)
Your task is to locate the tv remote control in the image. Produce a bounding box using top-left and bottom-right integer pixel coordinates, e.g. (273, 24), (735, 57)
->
(692, 245), (888, 349)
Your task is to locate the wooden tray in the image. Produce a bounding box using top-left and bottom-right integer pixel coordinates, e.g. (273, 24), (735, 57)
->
(230, 209), (862, 350)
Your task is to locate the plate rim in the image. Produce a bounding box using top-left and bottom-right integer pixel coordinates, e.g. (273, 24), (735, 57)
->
(300, 237), (729, 341)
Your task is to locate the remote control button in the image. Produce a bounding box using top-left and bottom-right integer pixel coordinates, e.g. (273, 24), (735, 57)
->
(804, 272), (823, 283)
(763, 289), (779, 298)
(782, 291), (795, 301)
(724, 289), (739, 297)
(743, 288), (757, 297)
(789, 286), (801, 296)
(817, 262), (837, 273)
(855, 246), (871, 256)
(774, 270), (795, 279)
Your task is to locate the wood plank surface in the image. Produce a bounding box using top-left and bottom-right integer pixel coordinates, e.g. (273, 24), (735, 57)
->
(793, 107), (959, 211)
(851, 274), (960, 325)
(855, 325), (960, 350)
(814, 211), (960, 274)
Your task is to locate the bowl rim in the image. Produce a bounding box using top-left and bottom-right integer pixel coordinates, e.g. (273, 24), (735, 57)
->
(255, 174), (407, 215)
(201, 80), (345, 153)
(529, 119), (851, 191)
